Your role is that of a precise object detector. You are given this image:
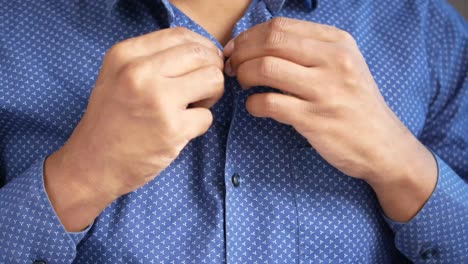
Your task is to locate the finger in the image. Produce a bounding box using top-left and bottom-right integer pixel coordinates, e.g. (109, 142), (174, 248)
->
(170, 65), (225, 107)
(112, 27), (221, 62)
(226, 32), (334, 75)
(224, 17), (350, 57)
(236, 56), (319, 100)
(182, 107), (214, 139)
(152, 43), (224, 77)
(246, 92), (312, 128)
(189, 96), (221, 109)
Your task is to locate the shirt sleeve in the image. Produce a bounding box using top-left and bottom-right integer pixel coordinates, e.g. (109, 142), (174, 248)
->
(0, 157), (92, 264)
(383, 0), (468, 263)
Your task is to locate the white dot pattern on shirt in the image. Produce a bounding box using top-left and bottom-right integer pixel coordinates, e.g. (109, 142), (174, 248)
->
(0, 0), (466, 263)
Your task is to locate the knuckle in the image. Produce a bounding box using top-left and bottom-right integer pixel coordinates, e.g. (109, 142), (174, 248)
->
(262, 94), (279, 115)
(172, 27), (191, 40)
(118, 61), (146, 92)
(207, 65), (224, 83)
(269, 17), (288, 32)
(259, 57), (277, 78)
(159, 145), (182, 164)
(343, 75), (360, 91)
(164, 117), (182, 135)
(303, 102), (319, 116)
(235, 65), (250, 86)
(337, 30), (355, 43)
(189, 43), (208, 57)
(334, 103), (351, 118)
(206, 112), (214, 127)
(212, 84), (225, 102)
(106, 42), (130, 62)
(326, 94), (348, 115)
(170, 148), (183, 161)
(147, 92), (167, 110)
(335, 48), (354, 72)
(202, 110), (214, 129)
(237, 30), (250, 45)
(229, 55), (240, 71)
(265, 30), (285, 49)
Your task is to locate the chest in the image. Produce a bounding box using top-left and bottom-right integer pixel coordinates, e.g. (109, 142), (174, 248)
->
(0, 0), (432, 174)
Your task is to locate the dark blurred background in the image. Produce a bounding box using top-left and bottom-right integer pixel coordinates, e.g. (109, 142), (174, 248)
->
(448, 0), (468, 19)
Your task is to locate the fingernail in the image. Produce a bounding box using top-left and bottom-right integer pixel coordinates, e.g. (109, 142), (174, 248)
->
(224, 59), (235, 76)
(224, 39), (234, 56)
(218, 48), (224, 58)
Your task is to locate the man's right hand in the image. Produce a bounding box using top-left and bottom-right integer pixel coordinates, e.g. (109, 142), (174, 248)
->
(44, 28), (225, 232)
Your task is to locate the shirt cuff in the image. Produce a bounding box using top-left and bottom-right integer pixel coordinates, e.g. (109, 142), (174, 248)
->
(0, 157), (90, 263)
(382, 153), (468, 263)
(68, 226), (92, 245)
(39, 156), (94, 245)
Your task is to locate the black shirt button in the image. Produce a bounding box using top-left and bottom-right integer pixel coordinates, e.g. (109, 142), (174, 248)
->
(231, 173), (241, 187)
(33, 261), (46, 264)
(421, 248), (437, 260)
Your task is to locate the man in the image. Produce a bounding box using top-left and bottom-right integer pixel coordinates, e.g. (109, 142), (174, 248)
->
(0, 0), (466, 263)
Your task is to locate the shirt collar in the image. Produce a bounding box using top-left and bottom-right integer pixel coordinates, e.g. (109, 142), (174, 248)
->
(263, 0), (288, 14)
(105, 0), (119, 10)
(105, 0), (299, 15)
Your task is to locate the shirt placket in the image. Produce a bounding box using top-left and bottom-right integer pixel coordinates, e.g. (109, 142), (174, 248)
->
(224, 1), (300, 263)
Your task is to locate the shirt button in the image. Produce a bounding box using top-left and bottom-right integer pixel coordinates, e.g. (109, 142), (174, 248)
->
(421, 248), (437, 260)
(231, 173), (241, 187)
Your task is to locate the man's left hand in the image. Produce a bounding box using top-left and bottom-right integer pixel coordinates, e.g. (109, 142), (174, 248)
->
(223, 17), (438, 222)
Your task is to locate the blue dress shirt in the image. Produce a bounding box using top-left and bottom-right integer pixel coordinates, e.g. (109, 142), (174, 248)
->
(0, 0), (467, 263)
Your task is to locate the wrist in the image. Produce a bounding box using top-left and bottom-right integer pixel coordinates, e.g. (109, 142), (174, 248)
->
(44, 148), (115, 232)
(366, 136), (438, 222)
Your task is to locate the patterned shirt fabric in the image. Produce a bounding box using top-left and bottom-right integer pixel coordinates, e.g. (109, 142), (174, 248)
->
(0, 0), (467, 263)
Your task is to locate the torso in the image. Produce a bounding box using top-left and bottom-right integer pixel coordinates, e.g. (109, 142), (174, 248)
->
(0, 0), (445, 263)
